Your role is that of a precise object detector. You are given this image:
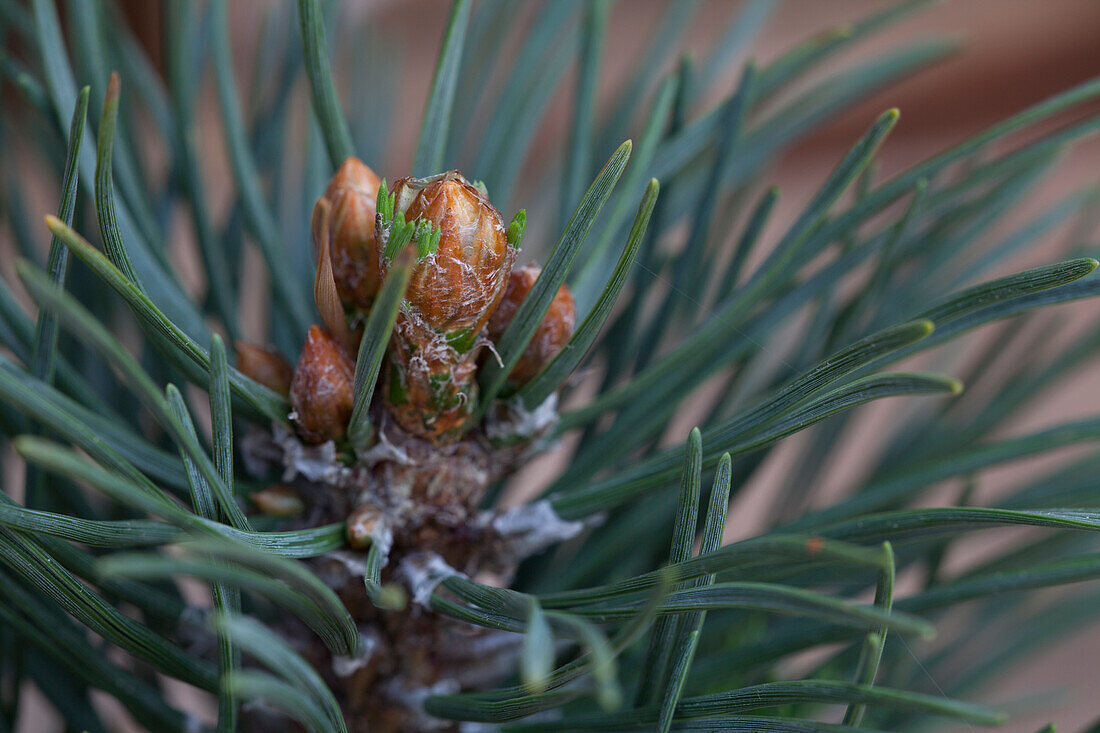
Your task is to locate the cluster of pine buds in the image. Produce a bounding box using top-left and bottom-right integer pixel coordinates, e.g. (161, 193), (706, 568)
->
(239, 158), (576, 449)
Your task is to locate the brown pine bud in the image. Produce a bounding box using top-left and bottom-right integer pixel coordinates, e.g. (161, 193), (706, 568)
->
(384, 317), (479, 444)
(249, 486), (304, 517)
(289, 325), (355, 444)
(235, 341), (294, 396)
(312, 157), (382, 310)
(386, 171), (514, 350)
(487, 264), (576, 386)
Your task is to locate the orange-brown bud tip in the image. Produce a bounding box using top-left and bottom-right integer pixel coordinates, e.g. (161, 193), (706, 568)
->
(488, 264), (576, 386)
(324, 157), (381, 202)
(106, 71), (120, 100)
(289, 325), (355, 444)
(235, 341), (294, 396)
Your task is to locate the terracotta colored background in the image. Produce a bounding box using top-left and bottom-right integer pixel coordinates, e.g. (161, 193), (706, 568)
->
(6, 1), (1100, 731)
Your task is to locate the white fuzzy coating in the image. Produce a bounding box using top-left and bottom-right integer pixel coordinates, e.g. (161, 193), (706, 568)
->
(371, 520), (394, 560)
(332, 630), (380, 677)
(240, 699), (282, 717)
(486, 499), (586, 560)
(483, 393), (559, 442)
(357, 424), (414, 465)
(445, 631), (524, 688)
(480, 335), (504, 367)
(270, 423), (348, 482)
(324, 550), (371, 578)
(397, 552), (466, 608)
(459, 724), (502, 733)
(382, 677), (461, 730)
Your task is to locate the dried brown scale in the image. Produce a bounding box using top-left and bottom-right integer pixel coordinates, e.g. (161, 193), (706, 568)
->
(235, 341), (294, 396)
(314, 198), (362, 353)
(289, 325), (356, 444)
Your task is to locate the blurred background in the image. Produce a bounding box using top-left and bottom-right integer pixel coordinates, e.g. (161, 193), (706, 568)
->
(5, 1), (1100, 730)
